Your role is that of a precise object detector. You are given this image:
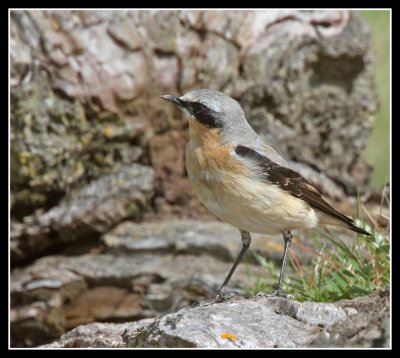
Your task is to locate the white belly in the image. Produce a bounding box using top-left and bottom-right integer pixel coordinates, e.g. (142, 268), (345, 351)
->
(186, 161), (318, 236)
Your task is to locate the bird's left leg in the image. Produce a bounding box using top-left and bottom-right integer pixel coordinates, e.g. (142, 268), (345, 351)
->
(256, 229), (294, 299)
(215, 230), (251, 302)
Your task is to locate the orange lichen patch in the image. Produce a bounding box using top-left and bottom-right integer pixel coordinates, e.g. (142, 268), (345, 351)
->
(266, 242), (284, 252)
(220, 332), (238, 341)
(103, 125), (114, 138)
(263, 236), (298, 252)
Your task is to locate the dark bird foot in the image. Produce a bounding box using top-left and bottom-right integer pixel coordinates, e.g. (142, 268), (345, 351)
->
(191, 298), (217, 308)
(190, 291), (241, 308)
(255, 289), (294, 300)
(215, 291), (239, 303)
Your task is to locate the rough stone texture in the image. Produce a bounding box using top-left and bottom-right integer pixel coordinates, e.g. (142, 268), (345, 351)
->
(11, 218), (389, 348)
(10, 251), (268, 347)
(238, 11), (376, 196)
(40, 322), (133, 348)
(11, 10), (379, 224)
(10, 70), (147, 219)
(10, 218), (390, 347)
(11, 164), (155, 264)
(103, 219), (386, 268)
(123, 291), (389, 348)
(10, 10), (387, 349)
(38, 291), (389, 348)
(102, 219), (303, 264)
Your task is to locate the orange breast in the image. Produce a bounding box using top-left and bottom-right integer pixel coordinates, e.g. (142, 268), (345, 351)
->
(186, 119), (250, 187)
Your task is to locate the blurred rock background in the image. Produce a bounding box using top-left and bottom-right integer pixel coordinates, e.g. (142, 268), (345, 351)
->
(10, 10), (390, 347)
(361, 10), (390, 187)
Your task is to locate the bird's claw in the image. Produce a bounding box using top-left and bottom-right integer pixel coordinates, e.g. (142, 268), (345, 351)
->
(215, 291), (238, 302)
(191, 291), (240, 307)
(256, 289), (294, 300)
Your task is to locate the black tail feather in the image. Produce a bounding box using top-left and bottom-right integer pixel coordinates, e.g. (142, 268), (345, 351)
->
(346, 222), (371, 236)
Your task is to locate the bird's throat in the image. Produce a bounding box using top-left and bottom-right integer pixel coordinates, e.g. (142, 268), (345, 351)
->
(188, 117), (221, 149)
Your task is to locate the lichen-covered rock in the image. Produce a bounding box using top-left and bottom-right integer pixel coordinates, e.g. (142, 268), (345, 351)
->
(11, 10), (378, 221)
(238, 11), (376, 195)
(10, 251), (268, 347)
(39, 322), (134, 348)
(102, 219), (312, 265)
(11, 70), (146, 218)
(36, 291), (389, 348)
(10, 10), (385, 349)
(11, 164), (155, 263)
(123, 291), (389, 348)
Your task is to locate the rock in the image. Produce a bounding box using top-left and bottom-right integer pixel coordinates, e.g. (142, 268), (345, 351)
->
(11, 253), (266, 295)
(63, 287), (144, 329)
(11, 10), (379, 222)
(102, 219), (312, 265)
(310, 289), (390, 347)
(102, 219), (371, 268)
(10, 252), (269, 347)
(10, 70), (146, 219)
(11, 267), (87, 306)
(40, 320), (157, 348)
(10, 10), (385, 348)
(11, 267), (89, 347)
(238, 11), (376, 196)
(11, 164), (155, 264)
(40, 322), (134, 348)
(123, 291), (389, 348)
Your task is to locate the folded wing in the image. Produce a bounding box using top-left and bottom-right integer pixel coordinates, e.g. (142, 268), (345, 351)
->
(234, 145), (370, 236)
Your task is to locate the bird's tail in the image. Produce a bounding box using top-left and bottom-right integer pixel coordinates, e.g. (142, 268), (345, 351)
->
(345, 222), (371, 236)
(318, 213), (371, 236)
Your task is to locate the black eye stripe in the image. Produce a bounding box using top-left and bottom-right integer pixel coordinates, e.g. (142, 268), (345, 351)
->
(185, 102), (223, 129)
(190, 103), (207, 114)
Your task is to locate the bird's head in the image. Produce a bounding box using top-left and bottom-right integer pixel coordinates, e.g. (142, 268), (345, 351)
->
(160, 89), (253, 144)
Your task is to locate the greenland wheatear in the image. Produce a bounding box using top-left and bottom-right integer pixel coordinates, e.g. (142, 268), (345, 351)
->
(161, 89), (371, 300)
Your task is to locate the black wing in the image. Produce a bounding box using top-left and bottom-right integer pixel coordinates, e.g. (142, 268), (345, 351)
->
(235, 145), (370, 235)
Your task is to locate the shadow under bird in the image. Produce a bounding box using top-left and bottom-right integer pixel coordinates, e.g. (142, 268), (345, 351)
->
(161, 89), (371, 301)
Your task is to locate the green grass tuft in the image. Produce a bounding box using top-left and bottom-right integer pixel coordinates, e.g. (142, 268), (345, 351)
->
(248, 196), (390, 302)
(286, 225), (389, 302)
(249, 224), (389, 302)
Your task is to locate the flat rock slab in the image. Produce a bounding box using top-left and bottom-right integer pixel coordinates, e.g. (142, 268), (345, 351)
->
(102, 219), (313, 264)
(40, 322), (133, 348)
(11, 164), (155, 264)
(123, 291), (389, 348)
(10, 252), (269, 346)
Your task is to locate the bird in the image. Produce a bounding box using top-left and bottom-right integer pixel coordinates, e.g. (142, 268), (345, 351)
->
(160, 89), (371, 301)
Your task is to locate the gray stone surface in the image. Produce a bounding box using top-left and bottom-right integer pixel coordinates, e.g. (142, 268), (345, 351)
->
(10, 69), (146, 218)
(40, 322), (133, 348)
(11, 253), (266, 295)
(102, 219), (371, 269)
(10, 252), (268, 347)
(11, 10), (378, 225)
(10, 10), (386, 348)
(123, 291), (389, 348)
(12, 218), (386, 347)
(11, 165), (155, 263)
(36, 291), (389, 348)
(102, 219), (302, 264)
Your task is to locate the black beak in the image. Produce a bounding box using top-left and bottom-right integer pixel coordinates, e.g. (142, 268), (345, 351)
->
(160, 94), (184, 107)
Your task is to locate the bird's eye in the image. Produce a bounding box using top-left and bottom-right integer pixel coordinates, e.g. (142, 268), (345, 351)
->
(187, 102), (205, 115)
(187, 102), (223, 129)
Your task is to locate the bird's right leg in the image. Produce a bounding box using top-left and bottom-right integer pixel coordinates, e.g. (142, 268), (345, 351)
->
(256, 229), (294, 299)
(274, 229), (293, 296)
(215, 230), (251, 302)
